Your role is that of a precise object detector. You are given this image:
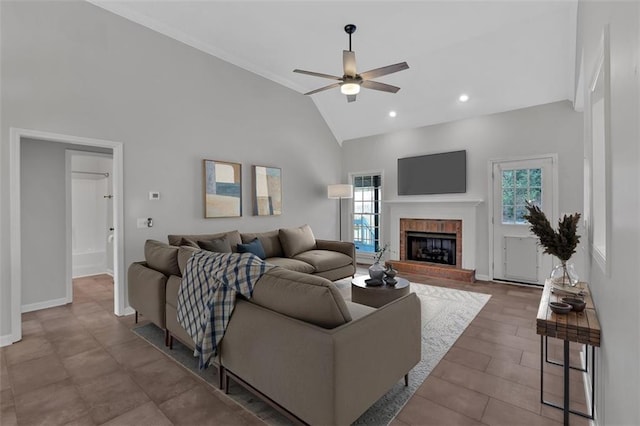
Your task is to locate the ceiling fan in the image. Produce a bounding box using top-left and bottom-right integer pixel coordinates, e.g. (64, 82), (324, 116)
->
(293, 24), (409, 103)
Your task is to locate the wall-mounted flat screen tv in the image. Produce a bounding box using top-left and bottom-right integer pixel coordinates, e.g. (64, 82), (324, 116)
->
(398, 150), (467, 195)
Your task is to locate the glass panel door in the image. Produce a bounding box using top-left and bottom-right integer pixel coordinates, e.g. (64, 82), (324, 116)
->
(352, 174), (382, 255)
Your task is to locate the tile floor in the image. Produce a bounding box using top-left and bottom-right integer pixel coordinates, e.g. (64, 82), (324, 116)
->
(0, 273), (592, 425)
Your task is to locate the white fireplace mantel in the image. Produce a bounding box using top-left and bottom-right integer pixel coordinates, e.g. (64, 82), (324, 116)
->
(384, 199), (483, 206)
(387, 199), (484, 271)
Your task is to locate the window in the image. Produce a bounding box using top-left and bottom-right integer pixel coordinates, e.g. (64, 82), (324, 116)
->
(352, 173), (382, 254)
(501, 168), (542, 224)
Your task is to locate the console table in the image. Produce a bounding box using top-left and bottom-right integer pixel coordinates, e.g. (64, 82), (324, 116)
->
(536, 279), (600, 425)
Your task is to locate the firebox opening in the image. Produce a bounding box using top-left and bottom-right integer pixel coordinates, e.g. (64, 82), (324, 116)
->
(407, 232), (457, 266)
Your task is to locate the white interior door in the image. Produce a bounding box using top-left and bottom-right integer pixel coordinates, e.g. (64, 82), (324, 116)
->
(492, 157), (555, 285)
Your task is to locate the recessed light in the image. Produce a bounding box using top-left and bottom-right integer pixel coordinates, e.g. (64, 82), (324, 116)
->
(458, 94), (469, 102)
(389, 111), (397, 117)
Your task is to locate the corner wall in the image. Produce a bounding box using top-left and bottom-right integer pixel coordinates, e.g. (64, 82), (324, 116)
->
(341, 101), (584, 278)
(0, 1), (341, 337)
(576, 1), (640, 424)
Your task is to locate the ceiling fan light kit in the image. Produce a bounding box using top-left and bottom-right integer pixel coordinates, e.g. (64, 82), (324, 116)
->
(293, 24), (409, 103)
(340, 83), (360, 95)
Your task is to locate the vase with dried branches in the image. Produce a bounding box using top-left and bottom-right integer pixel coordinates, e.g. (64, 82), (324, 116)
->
(524, 203), (581, 286)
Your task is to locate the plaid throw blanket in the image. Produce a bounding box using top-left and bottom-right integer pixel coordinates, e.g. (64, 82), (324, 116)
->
(177, 250), (274, 369)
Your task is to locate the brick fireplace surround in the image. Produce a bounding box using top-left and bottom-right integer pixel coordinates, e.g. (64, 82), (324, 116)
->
(389, 218), (476, 282)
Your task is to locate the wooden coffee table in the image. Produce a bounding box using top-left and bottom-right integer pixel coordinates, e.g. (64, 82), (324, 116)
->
(351, 275), (410, 308)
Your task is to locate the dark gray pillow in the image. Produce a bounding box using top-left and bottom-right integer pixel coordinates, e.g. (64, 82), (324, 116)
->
(237, 238), (266, 260)
(198, 236), (232, 253)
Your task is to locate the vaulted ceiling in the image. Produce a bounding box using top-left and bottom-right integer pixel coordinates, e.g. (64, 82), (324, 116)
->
(90, 1), (578, 143)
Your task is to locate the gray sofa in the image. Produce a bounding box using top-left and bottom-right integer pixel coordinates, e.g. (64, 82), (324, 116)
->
(128, 225), (421, 425)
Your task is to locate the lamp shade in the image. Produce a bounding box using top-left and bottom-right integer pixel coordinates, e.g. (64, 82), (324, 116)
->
(327, 184), (353, 199)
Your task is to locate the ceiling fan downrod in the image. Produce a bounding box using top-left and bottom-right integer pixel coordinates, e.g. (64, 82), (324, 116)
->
(344, 24), (356, 52)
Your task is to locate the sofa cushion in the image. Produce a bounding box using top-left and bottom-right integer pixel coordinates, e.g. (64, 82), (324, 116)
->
(168, 230), (242, 252)
(279, 224), (316, 258)
(144, 240), (180, 277)
(165, 275), (182, 309)
(251, 268), (351, 328)
(198, 236), (232, 253)
(264, 257), (315, 274)
(237, 238), (266, 259)
(241, 230), (284, 258)
(179, 238), (199, 248)
(293, 250), (353, 273)
(344, 300), (376, 320)
(177, 246), (200, 276)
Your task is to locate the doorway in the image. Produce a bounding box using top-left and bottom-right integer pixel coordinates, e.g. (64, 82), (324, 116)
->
(9, 128), (125, 343)
(489, 155), (558, 285)
(69, 151), (114, 278)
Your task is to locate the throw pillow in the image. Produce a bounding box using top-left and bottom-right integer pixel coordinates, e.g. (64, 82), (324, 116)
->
(237, 238), (267, 260)
(179, 238), (199, 248)
(279, 224), (316, 258)
(198, 236), (232, 253)
(144, 239), (180, 276)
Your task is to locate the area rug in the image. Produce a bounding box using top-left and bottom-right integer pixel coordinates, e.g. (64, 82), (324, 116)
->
(133, 280), (490, 425)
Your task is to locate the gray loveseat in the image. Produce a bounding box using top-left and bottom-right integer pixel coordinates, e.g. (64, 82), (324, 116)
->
(128, 225), (421, 425)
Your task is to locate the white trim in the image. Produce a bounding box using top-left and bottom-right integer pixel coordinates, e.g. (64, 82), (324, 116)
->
(580, 346), (597, 426)
(384, 199), (483, 206)
(9, 128), (126, 344)
(65, 151), (74, 303)
(348, 170), (385, 258)
(0, 335), (13, 348)
(475, 274), (490, 282)
(22, 297), (68, 314)
(121, 306), (135, 316)
(585, 26), (611, 278)
(9, 128), (22, 343)
(487, 154), (559, 282)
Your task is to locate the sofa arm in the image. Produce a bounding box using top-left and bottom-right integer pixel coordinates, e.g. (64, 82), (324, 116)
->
(332, 293), (421, 422)
(128, 261), (168, 329)
(219, 293), (420, 425)
(316, 240), (356, 261)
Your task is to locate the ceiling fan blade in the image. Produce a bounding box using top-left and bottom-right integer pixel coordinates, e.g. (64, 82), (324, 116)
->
(360, 62), (409, 80)
(293, 69), (342, 80)
(361, 80), (401, 93)
(343, 50), (357, 78)
(346, 94), (357, 103)
(304, 82), (341, 95)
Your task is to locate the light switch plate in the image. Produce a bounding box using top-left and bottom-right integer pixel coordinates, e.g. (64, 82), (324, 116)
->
(149, 191), (160, 200)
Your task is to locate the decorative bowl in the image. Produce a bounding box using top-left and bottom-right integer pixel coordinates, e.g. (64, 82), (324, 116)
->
(549, 302), (572, 314)
(562, 297), (586, 312)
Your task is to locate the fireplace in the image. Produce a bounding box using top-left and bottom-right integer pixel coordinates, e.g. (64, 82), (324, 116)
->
(406, 231), (456, 266)
(399, 218), (463, 269)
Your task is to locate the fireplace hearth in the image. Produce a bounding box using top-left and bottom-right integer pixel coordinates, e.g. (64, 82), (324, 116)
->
(389, 217), (475, 282)
(407, 232), (456, 266)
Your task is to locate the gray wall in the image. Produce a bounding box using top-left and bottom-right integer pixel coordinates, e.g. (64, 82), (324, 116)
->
(341, 100), (584, 278)
(20, 139), (111, 306)
(577, 1), (640, 424)
(0, 1), (341, 335)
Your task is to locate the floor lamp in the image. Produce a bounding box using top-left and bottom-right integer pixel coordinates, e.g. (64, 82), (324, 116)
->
(327, 184), (353, 241)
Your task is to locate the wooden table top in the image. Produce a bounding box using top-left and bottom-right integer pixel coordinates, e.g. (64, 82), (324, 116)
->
(536, 279), (601, 347)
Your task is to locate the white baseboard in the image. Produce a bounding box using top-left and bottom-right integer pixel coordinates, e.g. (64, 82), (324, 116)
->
(22, 297), (68, 313)
(118, 306), (135, 316)
(72, 270), (112, 279)
(581, 347), (598, 425)
(475, 274), (490, 281)
(0, 334), (14, 347)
